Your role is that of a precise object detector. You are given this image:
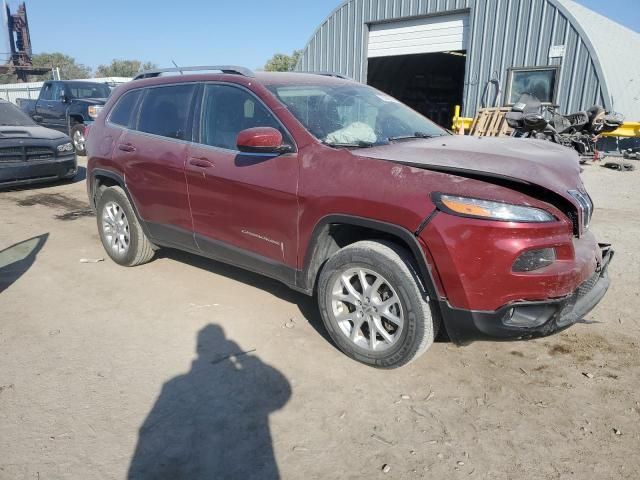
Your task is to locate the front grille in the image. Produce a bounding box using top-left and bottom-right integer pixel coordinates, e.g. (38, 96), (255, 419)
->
(0, 146), (56, 163)
(0, 146), (24, 162)
(568, 190), (593, 236)
(26, 147), (54, 161)
(557, 271), (600, 325)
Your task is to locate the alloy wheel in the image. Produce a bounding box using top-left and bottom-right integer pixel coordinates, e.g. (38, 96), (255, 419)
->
(72, 129), (85, 152)
(330, 267), (404, 351)
(102, 201), (130, 256)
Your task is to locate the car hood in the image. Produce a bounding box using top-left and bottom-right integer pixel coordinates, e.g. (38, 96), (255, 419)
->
(353, 135), (583, 199)
(0, 125), (67, 140)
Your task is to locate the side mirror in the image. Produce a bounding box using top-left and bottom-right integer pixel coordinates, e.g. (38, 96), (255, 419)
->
(59, 92), (69, 103)
(236, 127), (291, 154)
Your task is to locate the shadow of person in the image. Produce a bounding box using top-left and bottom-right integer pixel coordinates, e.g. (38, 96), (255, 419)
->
(128, 325), (291, 480)
(0, 233), (48, 294)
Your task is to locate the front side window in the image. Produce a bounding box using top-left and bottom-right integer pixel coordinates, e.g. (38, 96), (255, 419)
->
(137, 84), (196, 140)
(266, 82), (446, 146)
(109, 89), (142, 128)
(50, 83), (64, 101)
(506, 67), (558, 105)
(199, 84), (286, 150)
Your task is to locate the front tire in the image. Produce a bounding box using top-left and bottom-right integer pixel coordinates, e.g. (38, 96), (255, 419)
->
(70, 123), (87, 156)
(96, 186), (155, 266)
(317, 240), (437, 368)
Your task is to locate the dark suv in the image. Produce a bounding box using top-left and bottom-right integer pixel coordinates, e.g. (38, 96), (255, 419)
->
(86, 66), (613, 368)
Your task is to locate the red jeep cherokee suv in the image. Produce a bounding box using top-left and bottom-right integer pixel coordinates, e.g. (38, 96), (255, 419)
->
(86, 66), (613, 368)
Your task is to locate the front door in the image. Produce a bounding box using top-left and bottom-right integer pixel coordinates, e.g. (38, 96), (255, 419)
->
(186, 83), (299, 281)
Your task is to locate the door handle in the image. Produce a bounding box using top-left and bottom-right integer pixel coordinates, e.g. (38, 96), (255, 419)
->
(118, 143), (136, 153)
(189, 157), (215, 168)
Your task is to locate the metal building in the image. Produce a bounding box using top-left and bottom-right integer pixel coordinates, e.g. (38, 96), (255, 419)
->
(297, 0), (640, 126)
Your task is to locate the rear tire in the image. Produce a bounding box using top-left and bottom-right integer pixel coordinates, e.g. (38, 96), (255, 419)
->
(317, 240), (438, 368)
(96, 186), (155, 266)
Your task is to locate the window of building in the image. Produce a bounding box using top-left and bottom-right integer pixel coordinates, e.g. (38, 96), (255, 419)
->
(506, 66), (559, 105)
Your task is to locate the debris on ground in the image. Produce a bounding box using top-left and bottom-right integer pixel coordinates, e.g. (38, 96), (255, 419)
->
(79, 258), (104, 263)
(583, 372), (594, 379)
(613, 428), (622, 436)
(381, 464), (391, 473)
(371, 433), (393, 446)
(283, 318), (296, 329)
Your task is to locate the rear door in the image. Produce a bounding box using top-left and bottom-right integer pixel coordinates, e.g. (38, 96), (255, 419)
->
(112, 83), (198, 249)
(186, 83), (299, 278)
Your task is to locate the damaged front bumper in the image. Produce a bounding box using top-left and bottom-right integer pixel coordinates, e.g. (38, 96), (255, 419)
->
(440, 244), (614, 345)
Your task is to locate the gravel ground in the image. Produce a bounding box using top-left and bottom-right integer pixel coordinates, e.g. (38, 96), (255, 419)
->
(0, 158), (638, 479)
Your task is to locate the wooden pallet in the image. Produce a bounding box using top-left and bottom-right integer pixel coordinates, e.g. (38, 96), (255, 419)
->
(468, 107), (514, 137)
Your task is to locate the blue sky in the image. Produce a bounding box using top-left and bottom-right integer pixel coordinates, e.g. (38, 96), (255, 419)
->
(9, 0), (640, 71)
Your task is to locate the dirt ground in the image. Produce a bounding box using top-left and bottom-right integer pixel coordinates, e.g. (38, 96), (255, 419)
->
(1, 157), (639, 479)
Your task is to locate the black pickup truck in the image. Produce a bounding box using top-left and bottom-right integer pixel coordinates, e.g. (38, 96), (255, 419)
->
(18, 80), (112, 155)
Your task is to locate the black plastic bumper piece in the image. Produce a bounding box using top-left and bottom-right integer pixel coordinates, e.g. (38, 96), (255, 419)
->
(0, 155), (77, 189)
(440, 244), (614, 345)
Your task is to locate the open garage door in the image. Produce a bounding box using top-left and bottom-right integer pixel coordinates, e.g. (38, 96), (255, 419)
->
(368, 13), (469, 58)
(367, 13), (469, 127)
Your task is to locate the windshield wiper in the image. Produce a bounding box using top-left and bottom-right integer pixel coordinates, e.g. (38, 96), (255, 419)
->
(322, 140), (376, 148)
(388, 131), (439, 142)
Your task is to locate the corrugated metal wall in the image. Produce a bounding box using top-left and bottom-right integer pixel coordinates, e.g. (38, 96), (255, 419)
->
(297, 0), (606, 117)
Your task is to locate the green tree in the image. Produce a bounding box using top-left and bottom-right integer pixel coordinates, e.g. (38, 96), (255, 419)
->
(31, 52), (92, 80)
(95, 59), (158, 78)
(264, 50), (303, 72)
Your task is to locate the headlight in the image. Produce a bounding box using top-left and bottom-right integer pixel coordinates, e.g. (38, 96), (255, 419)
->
(88, 105), (103, 119)
(57, 142), (74, 152)
(434, 194), (555, 222)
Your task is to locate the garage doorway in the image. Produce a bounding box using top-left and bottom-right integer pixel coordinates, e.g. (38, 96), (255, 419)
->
(366, 12), (469, 127)
(367, 51), (466, 128)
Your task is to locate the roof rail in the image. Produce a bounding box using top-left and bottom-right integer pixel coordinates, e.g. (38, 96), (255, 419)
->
(133, 65), (255, 81)
(298, 71), (353, 81)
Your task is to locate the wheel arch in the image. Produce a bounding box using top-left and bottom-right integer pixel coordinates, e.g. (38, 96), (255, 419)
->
(299, 215), (439, 300)
(89, 169), (155, 243)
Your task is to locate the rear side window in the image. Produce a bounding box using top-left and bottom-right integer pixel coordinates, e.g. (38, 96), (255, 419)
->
(109, 90), (142, 128)
(137, 84), (197, 140)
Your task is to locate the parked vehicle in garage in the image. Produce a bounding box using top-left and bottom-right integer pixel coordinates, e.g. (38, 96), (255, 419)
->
(0, 100), (77, 188)
(18, 80), (111, 156)
(86, 66), (613, 368)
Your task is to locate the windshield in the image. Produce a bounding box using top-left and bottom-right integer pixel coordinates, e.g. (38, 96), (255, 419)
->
(0, 102), (36, 126)
(67, 83), (111, 99)
(267, 82), (447, 147)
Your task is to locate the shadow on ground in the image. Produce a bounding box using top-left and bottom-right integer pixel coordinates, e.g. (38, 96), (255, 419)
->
(158, 249), (334, 344)
(159, 248), (452, 345)
(128, 324), (291, 480)
(0, 233), (48, 294)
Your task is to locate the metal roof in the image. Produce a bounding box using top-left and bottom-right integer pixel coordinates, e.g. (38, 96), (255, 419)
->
(556, 0), (640, 120)
(298, 0), (640, 121)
